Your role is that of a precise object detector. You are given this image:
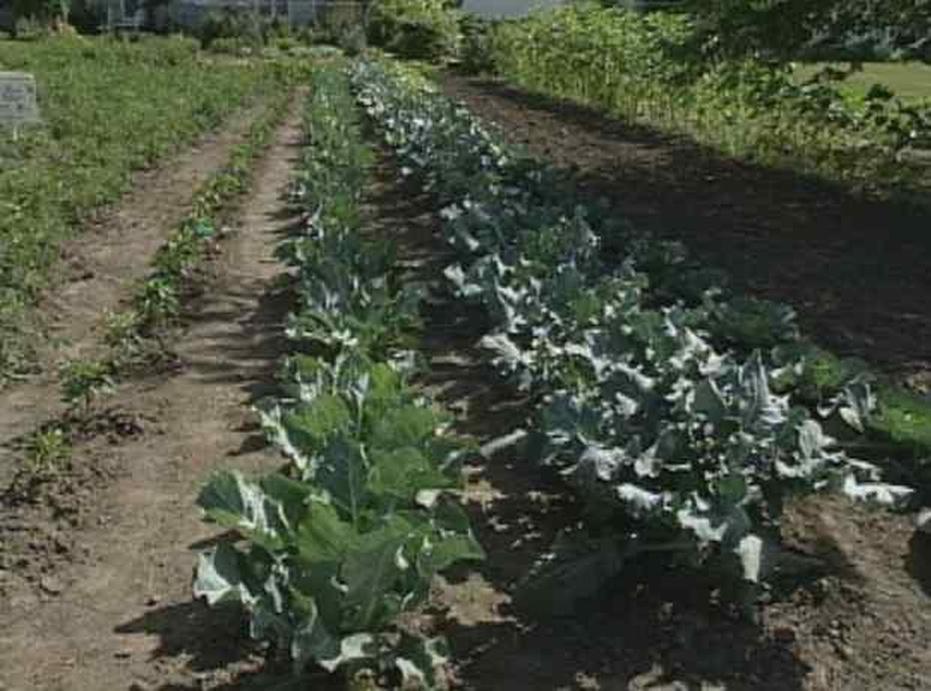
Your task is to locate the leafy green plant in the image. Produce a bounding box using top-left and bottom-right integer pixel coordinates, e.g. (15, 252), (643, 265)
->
(367, 0), (460, 61)
(59, 358), (114, 411)
(23, 424), (71, 474)
(458, 14), (495, 75)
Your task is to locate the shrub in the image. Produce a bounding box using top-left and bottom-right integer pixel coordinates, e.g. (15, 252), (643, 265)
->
(459, 13), (495, 74)
(367, 0), (459, 61)
(196, 9), (263, 49)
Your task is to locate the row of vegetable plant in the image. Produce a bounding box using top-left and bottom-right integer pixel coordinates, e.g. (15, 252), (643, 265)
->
(193, 65), (484, 688)
(131, 88), (295, 336)
(0, 36), (281, 381)
(350, 58), (915, 604)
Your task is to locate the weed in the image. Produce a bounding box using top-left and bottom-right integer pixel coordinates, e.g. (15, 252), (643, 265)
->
(60, 358), (114, 412)
(23, 425), (71, 474)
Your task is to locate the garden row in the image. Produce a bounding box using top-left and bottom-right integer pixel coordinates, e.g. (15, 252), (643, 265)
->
(193, 65), (483, 687)
(484, 5), (931, 199)
(350, 58), (917, 601)
(0, 36), (293, 380)
(49, 83), (297, 427)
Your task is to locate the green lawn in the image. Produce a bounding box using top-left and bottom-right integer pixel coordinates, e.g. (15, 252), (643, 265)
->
(795, 61), (931, 102)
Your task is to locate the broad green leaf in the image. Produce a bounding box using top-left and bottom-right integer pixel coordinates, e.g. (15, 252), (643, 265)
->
(394, 633), (449, 689)
(318, 633), (377, 674)
(295, 498), (357, 563)
(417, 532), (485, 576)
(197, 471), (288, 549)
(316, 436), (368, 524)
(193, 542), (252, 606)
(341, 519), (411, 630)
(290, 597), (343, 673)
(371, 404), (440, 450)
(369, 446), (455, 502)
(284, 394), (353, 473)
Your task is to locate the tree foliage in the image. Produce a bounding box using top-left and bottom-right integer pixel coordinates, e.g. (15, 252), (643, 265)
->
(684, 0), (931, 61)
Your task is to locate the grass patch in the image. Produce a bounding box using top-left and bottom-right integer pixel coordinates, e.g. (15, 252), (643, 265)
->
(794, 61), (931, 103)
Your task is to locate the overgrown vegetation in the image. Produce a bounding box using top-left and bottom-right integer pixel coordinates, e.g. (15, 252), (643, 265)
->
(193, 65), (483, 687)
(488, 4), (931, 199)
(353, 58), (919, 610)
(49, 82), (295, 421)
(367, 0), (459, 61)
(0, 35), (274, 381)
(684, 0), (931, 62)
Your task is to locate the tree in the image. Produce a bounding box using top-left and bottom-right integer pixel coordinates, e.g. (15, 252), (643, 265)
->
(11, 0), (72, 33)
(684, 0), (930, 61)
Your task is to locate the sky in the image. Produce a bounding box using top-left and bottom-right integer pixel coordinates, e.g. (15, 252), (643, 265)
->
(461, 0), (566, 19)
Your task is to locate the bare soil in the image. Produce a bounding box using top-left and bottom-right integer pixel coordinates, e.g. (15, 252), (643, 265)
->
(0, 103), (266, 488)
(0, 95), (305, 691)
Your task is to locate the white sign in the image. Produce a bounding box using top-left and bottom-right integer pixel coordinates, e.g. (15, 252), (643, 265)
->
(0, 72), (41, 126)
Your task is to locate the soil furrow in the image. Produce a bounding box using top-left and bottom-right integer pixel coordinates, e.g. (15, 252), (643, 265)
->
(0, 93), (305, 691)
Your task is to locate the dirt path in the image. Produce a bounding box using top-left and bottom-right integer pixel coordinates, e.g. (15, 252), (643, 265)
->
(0, 102), (267, 488)
(0, 95), (304, 691)
(439, 75), (931, 389)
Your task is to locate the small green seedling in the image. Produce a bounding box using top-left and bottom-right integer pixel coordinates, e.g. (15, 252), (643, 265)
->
(24, 426), (71, 474)
(60, 358), (115, 413)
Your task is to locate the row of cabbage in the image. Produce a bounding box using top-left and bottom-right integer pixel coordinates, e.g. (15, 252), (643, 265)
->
(192, 66), (483, 687)
(351, 59), (912, 596)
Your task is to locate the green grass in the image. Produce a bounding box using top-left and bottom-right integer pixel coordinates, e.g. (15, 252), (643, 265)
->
(794, 61), (931, 103)
(0, 35), (276, 380)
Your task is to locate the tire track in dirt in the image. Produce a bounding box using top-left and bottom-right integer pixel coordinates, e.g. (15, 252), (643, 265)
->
(0, 92), (305, 691)
(0, 100), (269, 488)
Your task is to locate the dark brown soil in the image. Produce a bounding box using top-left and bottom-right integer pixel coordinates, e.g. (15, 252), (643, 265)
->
(439, 75), (931, 387)
(0, 94), (306, 691)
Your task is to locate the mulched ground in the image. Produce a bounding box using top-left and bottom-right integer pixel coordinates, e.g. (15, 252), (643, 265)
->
(439, 74), (931, 388)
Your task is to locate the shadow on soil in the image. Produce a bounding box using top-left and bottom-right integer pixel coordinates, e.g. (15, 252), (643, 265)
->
(115, 598), (338, 690)
(439, 76), (931, 383)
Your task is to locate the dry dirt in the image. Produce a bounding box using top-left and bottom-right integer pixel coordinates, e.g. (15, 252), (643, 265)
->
(0, 94), (305, 691)
(0, 102), (266, 489)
